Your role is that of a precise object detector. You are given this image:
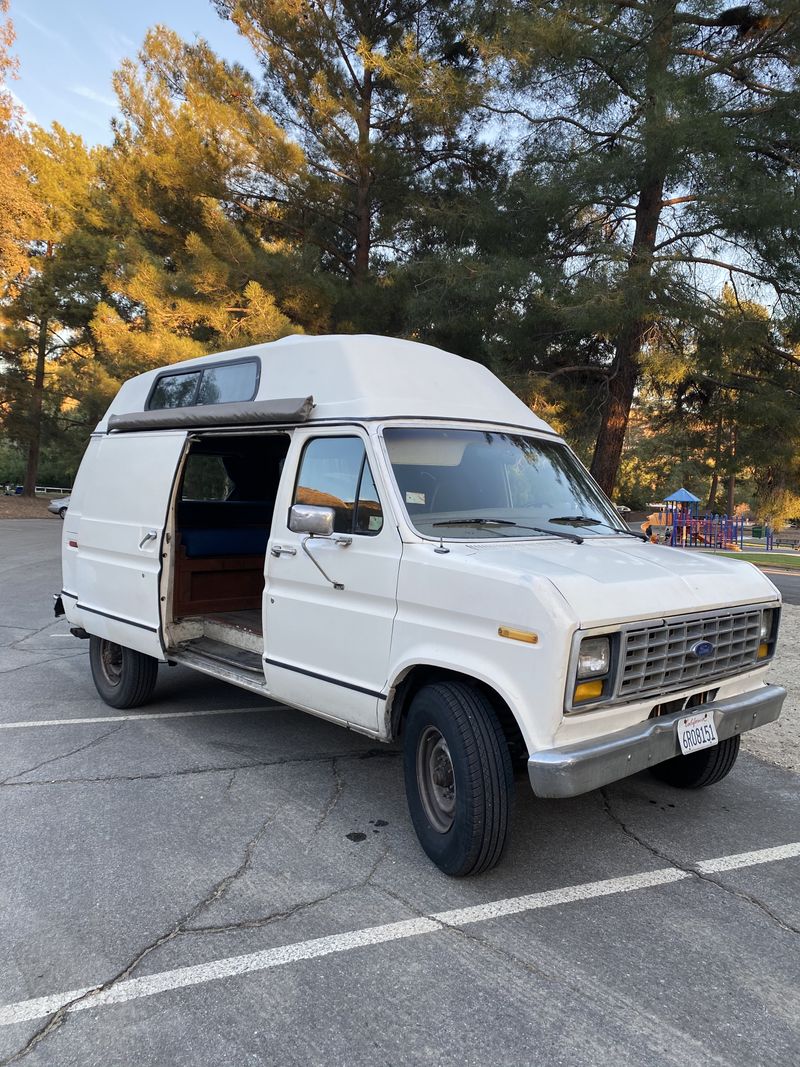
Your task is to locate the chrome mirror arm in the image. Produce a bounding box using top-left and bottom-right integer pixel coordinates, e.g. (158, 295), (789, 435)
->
(301, 536), (344, 590)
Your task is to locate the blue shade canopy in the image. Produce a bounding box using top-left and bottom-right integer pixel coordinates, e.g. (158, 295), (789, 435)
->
(663, 487), (701, 503)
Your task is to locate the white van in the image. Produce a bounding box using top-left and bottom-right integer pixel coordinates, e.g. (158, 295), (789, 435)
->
(57, 335), (785, 875)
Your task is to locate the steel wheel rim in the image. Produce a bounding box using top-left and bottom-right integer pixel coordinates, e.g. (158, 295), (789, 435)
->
(416, 726), (456, 833)
(99, 640), (123, 686)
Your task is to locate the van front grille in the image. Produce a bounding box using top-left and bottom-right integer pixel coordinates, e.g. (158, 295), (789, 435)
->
(619, 608), (764, 699)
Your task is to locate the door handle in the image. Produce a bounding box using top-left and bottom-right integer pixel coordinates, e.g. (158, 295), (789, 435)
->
(271, 545), (297, 557)
(138, 530), (158, 550)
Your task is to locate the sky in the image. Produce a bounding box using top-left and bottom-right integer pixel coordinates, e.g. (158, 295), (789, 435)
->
(6, 0), (258, 144)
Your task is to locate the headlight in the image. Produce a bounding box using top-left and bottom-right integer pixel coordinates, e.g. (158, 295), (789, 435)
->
(577, 636), (610, 678)
(760, 609), (775, 641)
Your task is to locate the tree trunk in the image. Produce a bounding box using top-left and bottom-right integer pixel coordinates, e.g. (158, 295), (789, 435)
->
(706, 413), (723, 512)
(589, 164), (665, 494)
(707, 470), (719, 515)
(589, 324), (644, 495)
(22, 314), (48, 498)
(726, 471), (736, 517)
(353, 70), (372, 282)
(589, 2), (675, 496)
(726, 424), (737, 516)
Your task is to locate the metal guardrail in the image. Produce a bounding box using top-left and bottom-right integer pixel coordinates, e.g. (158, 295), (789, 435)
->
(2, 486), (72, 496)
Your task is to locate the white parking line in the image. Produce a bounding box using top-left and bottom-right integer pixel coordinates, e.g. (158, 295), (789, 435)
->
(1, 842), (797, 1028)
(696, 842), (800, 874)
(0, 708), (281, 730)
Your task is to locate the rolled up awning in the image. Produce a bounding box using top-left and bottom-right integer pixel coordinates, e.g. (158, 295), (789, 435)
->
(107, 396), (314, 433)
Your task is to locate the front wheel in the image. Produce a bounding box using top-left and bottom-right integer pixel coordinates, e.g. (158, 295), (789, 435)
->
(89, 636), (158, 709)
(651, 735), (740, 789)
(403, 681), (514, 877)
(58, 507), (68, 519)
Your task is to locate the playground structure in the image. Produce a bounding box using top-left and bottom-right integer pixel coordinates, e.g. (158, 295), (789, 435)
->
(649, 488), (774, 550)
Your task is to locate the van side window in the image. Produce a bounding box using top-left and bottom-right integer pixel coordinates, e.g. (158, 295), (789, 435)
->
(294, 437), (383, 535)
(150, 370), (201, 409)
(197, 362), (258, 405)
(148, 359), (259, 410)
(181, 455), (233, 501)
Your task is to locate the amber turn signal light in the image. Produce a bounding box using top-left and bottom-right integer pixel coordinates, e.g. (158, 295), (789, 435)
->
(498, 626), (538, 644)
(574, 679), (604, 702)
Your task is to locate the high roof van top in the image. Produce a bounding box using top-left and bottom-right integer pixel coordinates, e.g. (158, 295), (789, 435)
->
(98, 334), (552, 434)
(58, 334), (785, 876)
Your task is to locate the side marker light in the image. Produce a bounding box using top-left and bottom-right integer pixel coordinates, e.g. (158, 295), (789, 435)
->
(498, 626), (538, 645)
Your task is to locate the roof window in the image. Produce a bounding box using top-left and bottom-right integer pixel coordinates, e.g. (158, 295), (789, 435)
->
(147, 359), (259, 410)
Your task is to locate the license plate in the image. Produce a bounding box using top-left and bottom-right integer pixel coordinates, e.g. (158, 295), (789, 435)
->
(677, 710), (718, 756)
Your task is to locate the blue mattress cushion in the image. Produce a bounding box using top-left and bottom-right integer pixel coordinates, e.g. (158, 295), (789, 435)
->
(181, 526), (269, 559)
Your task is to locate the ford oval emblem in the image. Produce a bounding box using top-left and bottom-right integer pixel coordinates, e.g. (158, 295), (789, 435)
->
(690, 640), (715, 660)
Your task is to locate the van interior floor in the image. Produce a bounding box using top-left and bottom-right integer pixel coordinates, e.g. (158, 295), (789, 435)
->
(170, 610), (265, 686)
(205, 609), (263, 641)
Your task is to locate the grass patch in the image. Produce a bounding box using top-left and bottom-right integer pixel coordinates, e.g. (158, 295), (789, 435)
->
(716, 551), (800, 570)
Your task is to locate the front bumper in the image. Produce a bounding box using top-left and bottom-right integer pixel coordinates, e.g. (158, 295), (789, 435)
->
(528, 684), (786, 799)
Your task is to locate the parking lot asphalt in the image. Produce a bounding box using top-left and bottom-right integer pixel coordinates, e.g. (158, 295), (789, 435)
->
(0, 520), (798, 1067)
(768, 571), (800, 606)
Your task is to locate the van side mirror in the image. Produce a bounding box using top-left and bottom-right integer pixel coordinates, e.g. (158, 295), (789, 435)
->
(289, 504), (335, 537)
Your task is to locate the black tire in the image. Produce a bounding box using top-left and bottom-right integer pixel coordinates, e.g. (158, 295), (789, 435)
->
(89, 636), (158, 709)
(403, 681), (514, 877)
(651, 735), (740, 789)
(58, 507), (67, 519)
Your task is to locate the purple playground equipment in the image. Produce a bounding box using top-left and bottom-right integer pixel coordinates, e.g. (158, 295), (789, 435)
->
(656, 488), (772, 549)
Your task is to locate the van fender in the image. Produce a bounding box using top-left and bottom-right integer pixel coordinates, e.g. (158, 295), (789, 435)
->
(383, 646), (560, 753)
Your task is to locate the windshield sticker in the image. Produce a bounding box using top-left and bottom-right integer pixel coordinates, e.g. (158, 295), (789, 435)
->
(406, 491), (426, 504)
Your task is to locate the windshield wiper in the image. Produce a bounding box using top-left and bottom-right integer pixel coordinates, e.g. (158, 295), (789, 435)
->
(432, 518), (583, 544)
(432, 518), (516, 527)
(549, 515), (648, 542)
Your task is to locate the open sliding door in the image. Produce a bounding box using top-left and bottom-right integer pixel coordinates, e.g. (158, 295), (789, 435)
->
(66, 431), (188, 659)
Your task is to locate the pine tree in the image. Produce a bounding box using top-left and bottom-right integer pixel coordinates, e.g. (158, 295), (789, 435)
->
(214, 0), (489, 287)
(88, 31), (299, 384)
(0, 0), (42, 289)
(614, 289), (800, 513)
(0, 125), (105, 495)
(491, 1), (800, 493)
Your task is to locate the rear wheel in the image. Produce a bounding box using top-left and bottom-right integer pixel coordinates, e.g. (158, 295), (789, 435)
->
(651, 735), (740, 789)
(89, 636), (158, 709)
(403, 681), (514, 877)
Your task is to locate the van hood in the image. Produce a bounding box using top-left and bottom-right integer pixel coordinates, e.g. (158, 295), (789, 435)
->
(464, 538), (779, 628)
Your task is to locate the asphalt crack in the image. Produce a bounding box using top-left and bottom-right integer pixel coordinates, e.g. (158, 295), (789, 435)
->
(1, 801), (284, 1064)
(0, 652), (87, 677)
(312, 758), (344, 834)
(0, 725), (125, 786)
(183, 824), (390, 939)
(600, 789), (799, 936)
(2, 825), (391, 1063)
(182, 883), (351, 938)
(378, 881), (558, 984)
(8, 621), (64, 650)
(374, 881), (731, 1066)
(0, 749), (400, 791)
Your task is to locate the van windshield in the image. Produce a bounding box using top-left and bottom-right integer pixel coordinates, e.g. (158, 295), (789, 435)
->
(382, 428), (629, 540)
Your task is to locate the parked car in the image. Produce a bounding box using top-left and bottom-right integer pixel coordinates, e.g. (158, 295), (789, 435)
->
(48, 496), (70, 519)
(54, 334), (785, 876)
